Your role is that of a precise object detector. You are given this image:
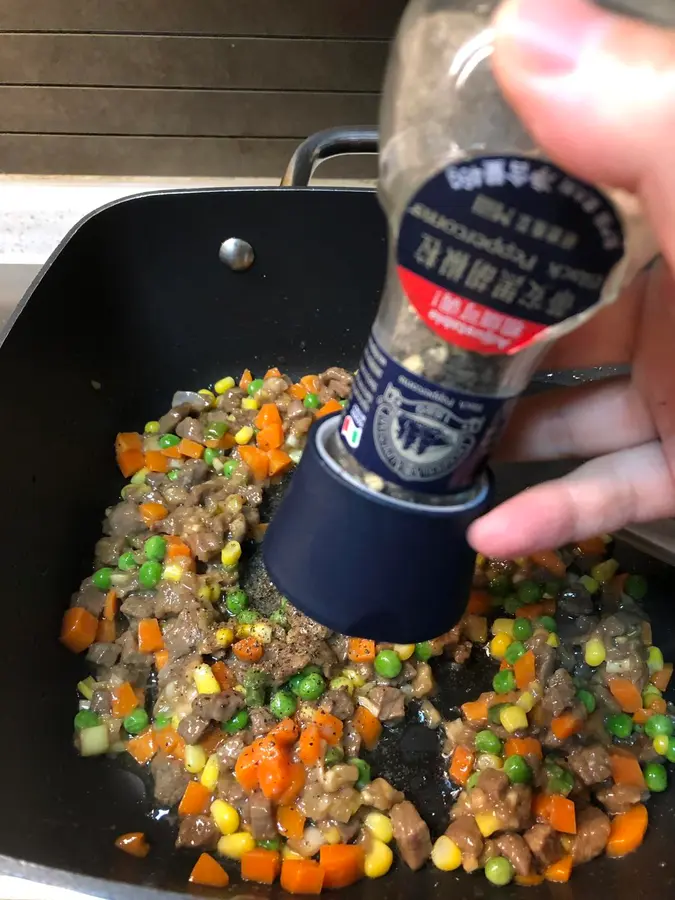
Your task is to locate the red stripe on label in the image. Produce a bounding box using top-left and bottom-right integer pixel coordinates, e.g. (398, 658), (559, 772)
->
(397, 266), (547, 355)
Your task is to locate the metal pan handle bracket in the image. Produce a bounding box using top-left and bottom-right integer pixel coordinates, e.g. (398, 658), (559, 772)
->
(281, 127), (378, 187)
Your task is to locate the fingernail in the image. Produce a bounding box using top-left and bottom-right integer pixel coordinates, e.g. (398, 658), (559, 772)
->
(494, 0), (610, 77)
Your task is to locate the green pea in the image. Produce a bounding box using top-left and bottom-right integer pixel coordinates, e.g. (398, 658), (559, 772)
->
(269, 609), (287, 628)
(144, 420), (160, 434)
(158, 433), (180, 449)
(144, 535), (166, 561)
(644, 761), (668, 792)
(577, 689), (596, 714)
(504, 754), (531, 784)
(488, 703), (508, 725)
(270, 690), (297, 719)
(204, 421), (228, 441)
(248, 379), (264, 396)
(222, 709), (250, 734)
(303, 392), (321, 409)
(124, 708), (149, 735)
(505, 641), (526, 666)
(167, 469), (180, 481)
(349, 758), (371, 790)
(606, 712), (633, 739)
(223, 459), (239, 478)
(645, 714), (673, 739)
(536, 615), (557, 633)
(325, 746), (345, 767)
(493, 669), (516, 694)
(374, 649), (402, 679)
(296, 673), (326, 701)
(648, 646), (664, 674)
(139, 560), (162, 589)
(74, 709), (101, 731)
(93, 567), (114, 590)
(474, 730), (503, 756)
(517, 580), (542, 605)
(643, 685), (662, 706)
(466, 772), (481, 791)
(237, 609), (259, 625)
(226, 589), (248, 615)
(666, 737), (675, 764)
(624, 574), (648, 600)
(118, 551), (138, 571)
(485, 857), (514, 887)
(633, 724), (645, 735)
(154, 712), (172, 730)
(488, 574), (511, 597)
(544, 581), (562, 598)
(257, 838), (281, 850)
(204, 447), (221, 466)
(414, 641), (433, 662)
(545, 763), (574, 796)
(502, 595), (522, 615)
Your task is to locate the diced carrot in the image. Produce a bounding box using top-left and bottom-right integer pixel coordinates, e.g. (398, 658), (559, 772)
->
(178, 780), (211, 816)
(152, 651), (168, 673)
(514, 649), (536, 690)
(642, 621), (653, 646)
(264, 367), (282, 379)
(530, 550), (567, 578)
(313, 710), (343, 746)
(461, 699), (489, 722)
(111, 681), (139, 718)
(160, 443), (182, 459)
(514, 599), (557, 620)
(651, 663), (673, 692)
(256, 423), (284, 451)
(241, 848), (281, 885)
(211, 660), (233, 690)
(126, 729), (157, 765)
(300, 374), (321, 394)
(165, 537), (192, 559)
(60, 606), (98, 653)
(116, 432), (143, 454)
(117, 449), (145, 477)
(177, 438), (204, 460)
(449, 745), (474, 786)
(235, 743), (260, 791)
(544, 855), (573, 883)
(114, 832), (150, 858)
(298, 724), (324, 766)
(612, 572), (629, 593)
(259, 751), (293, 801)
(515, 874), (545, 886)
(232, 636), (264, 663)
(137, 617), (164, 653)
(290, 383), (307, 400)
(280, 859), (324, 895)
(278, 761), (306, 806)
(633, 708), (652, 725)
(504, 737), (543, 761)
(466, 589), (491, 615)
(541, 795), (576, 834)
(255, 403), (283, 430)
(606, 804), (648, 857)
(96, 617), (116, 642)
(608, 677), (642, 713)
(239, 444), (270, 481)
(138, 502), (168, 526)
(352, 705), (382, 751)
(575, 536), (607, 556)
(103, 589), (118, 620)
(267, 448), (293, 477)
(153, 726), (185, 760)
(499, 659), (511, 671)
(348, 638), (376, 663)
(240, 369), (253, 391)
(610, 751), (645, 788)
(277, 805), (307, 841)
(319, 844), (365, 889)
(189, 852), (230, 888)
(134, 687), (146, 707)
(144, 450), (169, 473)
(316, 399), (342, 419)
(551, 712), (584, 741)
(268, 718), (300, 746)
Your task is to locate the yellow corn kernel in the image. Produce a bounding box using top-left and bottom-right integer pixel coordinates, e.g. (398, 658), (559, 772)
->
(210, 584), (221, 602)
(250, 622), (273, 644)
(235, 623), (252, 639)
(171, 714), (181, 730)
(233, 684), (245, 695)
(184, 744), (207, 774)
(210, 799), (240, 835)
(491, 618), (515, 637)
(476, 553), (486, 568)
(489, 633), (513, 660)
(329, 676), (353, 694)
(217, 831), (256, 860)
(221, 540), (242, 566)
(144, 420), (160, 434)
(546, 633), (560, 648)
(197, 585), (212, 603)
(560, 835), (575, 853)
(653, 735), (670, 756)
(241, 397), (259, 411)
(514, 557), (528, 568)
(431, 835), (462, 872)
(131, 466), (149, 485)
(476, 753), (503, 771)
(364, 838), (394, 879)
(500, 705), (529, 733)
(215, 626), (235, 648)
(475, 812), (503, 838)
(282, 846), (303, 861)
(321, 826), (342, 845)
(516, 692), (535, 713)
(234, 426), (254, 445)
(342, 668), (365, 689)
(393, 644), (416, 661)
(200, 753), (220, 791)
(364, 812), (394, 844)
(214, 376), (236, 395)
(198, 389), (216, 406)
(193, 663), (221, 695)
(162, 563), (184, 583)
(585, 637), (606, 667)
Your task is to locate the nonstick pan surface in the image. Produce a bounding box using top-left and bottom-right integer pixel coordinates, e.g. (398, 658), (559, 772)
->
(0, 132), (672, 900)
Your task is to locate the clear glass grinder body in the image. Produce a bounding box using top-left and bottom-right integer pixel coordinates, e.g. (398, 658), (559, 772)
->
(330, 0), (656, 506)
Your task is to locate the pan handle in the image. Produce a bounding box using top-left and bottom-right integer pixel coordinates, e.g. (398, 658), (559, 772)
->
(281, 127), (379, 187)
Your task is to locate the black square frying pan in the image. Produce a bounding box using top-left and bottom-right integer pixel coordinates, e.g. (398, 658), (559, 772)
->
(0, 128), (672, 899)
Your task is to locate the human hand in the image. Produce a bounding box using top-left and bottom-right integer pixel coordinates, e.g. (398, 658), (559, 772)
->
(468, 0), (675, 558)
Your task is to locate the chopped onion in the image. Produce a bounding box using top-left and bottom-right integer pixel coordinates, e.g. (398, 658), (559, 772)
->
(419, 699), (442, 729)
(79, 724), (110, 757)
(172, 390), (210, 411)
(288, 448), (303, 464)
(357, 696), (379, 717)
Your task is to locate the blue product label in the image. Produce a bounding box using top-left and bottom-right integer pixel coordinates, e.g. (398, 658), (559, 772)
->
(340, 334), (513, 494)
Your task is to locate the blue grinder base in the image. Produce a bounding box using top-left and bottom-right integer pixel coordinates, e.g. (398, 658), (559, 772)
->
(263, 416), (494, 643)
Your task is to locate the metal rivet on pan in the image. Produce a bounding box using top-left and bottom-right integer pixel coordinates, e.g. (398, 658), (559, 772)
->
(219, 237), (255, 271)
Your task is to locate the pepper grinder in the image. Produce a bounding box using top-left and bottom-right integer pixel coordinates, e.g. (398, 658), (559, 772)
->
(264, 0), (657, 642)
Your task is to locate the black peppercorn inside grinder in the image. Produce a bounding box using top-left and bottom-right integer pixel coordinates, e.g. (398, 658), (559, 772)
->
(264, 0), (657, 642)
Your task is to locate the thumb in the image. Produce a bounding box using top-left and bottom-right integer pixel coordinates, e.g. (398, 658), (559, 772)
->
(492, 0), (675, 266)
